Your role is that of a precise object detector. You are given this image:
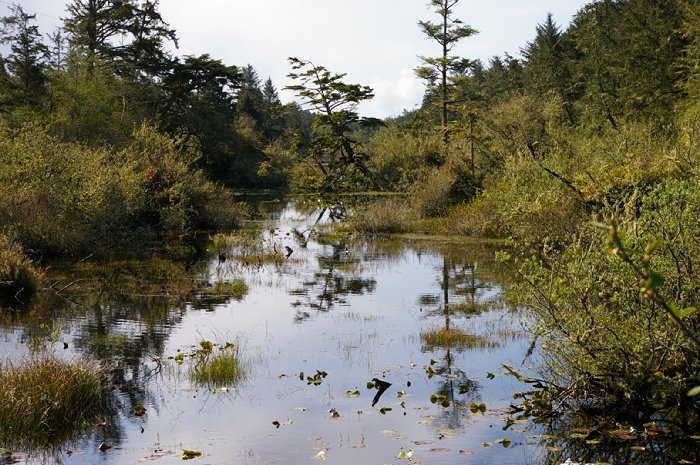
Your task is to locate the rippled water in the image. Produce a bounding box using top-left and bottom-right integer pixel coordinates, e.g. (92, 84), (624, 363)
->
(1, 199), (543, 465)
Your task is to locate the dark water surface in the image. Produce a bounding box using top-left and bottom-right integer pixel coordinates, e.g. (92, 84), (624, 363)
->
(1, 200), (545, 464)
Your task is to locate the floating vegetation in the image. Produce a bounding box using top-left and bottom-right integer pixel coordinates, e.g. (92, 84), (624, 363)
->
(0, 354), (108, 449)
(272, 419), (293, 428)
(181, 449), (202, 460)
(420, 326), (497, 350)
(306, 370), (328, 386)
(469, 402), (488, 413)
(168, 340), (247, 388)
(429, 393), (451, 408)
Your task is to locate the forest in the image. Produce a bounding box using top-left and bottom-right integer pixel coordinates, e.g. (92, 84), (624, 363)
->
(0, 0), (698, 458)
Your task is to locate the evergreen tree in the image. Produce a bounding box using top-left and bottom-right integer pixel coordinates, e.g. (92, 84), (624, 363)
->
(64, 0), (133, 69)
(64, 0), (176, 76)
(570, 0), (686, 128)
(521, 13), (575, 123)
(416, 0), (477, 147)
(0, 4), (49, 108)
(286, 57), (382, 191)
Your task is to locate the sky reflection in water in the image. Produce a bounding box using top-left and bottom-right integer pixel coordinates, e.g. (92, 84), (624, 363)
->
(1, 200), (536, 465)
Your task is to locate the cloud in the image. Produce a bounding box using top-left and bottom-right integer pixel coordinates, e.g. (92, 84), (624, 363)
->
(361, 68), (425, 118)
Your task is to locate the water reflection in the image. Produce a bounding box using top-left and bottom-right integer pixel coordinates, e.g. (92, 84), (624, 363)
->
(7, 198), (685, 465)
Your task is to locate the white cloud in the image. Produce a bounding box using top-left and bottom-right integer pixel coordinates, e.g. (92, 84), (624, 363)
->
(361, 68), (425, 118)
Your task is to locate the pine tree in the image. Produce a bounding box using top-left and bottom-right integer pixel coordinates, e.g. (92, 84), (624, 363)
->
(416, 0), (477, 148)
(0, 4), (49, 107)
(521, 13), (575, 123)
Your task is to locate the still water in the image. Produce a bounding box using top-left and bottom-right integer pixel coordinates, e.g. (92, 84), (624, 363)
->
(1, 199), (543, 464)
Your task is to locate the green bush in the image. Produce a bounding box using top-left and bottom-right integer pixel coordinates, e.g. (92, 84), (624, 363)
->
(514, 169), (700, 431)
(0, 123), (245, 257)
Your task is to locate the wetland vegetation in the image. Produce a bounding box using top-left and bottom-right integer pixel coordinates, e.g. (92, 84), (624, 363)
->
(1, 0), (699, 463)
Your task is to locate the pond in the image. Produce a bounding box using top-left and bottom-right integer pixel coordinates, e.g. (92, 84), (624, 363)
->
(1, 199), (683, 465)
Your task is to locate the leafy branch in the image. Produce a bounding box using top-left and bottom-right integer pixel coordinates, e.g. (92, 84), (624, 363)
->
(594, 220), (700, 351)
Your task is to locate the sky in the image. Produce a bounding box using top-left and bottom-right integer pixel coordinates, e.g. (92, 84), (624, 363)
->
(3, 0), (589, 118)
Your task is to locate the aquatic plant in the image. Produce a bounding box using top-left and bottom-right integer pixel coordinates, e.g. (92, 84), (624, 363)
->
(420, 326), (496, 351)
(0, 355), (108, 448)
(190, 341), (246, 387)
(206, 279), (249, 301)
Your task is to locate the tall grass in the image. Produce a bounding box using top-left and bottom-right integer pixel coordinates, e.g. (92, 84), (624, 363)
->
(351, 198), (414, 233)
(0, 355), (108, 448)
(0, 233), (40, 303)
(190, 341), (246, 387)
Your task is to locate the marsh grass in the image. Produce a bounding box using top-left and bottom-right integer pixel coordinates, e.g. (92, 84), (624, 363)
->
(351, 198), (416, 233)
(0, 355), (107, 448)
(213, 231), (302, 268)
(190, 341), (246, 387)
(0, 234), (41, 304)
(202, 279), (249, 301)
(420, 326), (497, 351)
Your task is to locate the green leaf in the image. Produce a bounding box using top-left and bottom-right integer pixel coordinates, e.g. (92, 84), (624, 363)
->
(590, 222), (610, 231)
(679, 307), (698, 319)
(688, 386), (700, 397)
(642, 272), (664, 291)
(469, 402), (487, 413)
(644, 240), (662, 256)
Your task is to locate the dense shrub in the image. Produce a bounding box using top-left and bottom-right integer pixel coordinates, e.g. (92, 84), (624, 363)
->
(0, 123), (246, 257)
(513, 168), (700, 431)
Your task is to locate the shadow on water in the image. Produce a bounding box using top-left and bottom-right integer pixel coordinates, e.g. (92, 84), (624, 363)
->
(0, 197), (697, 464)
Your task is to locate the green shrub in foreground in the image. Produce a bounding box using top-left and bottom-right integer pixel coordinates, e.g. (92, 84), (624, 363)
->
(0, 355), (108, 448)
(513, 171), (700, 431)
